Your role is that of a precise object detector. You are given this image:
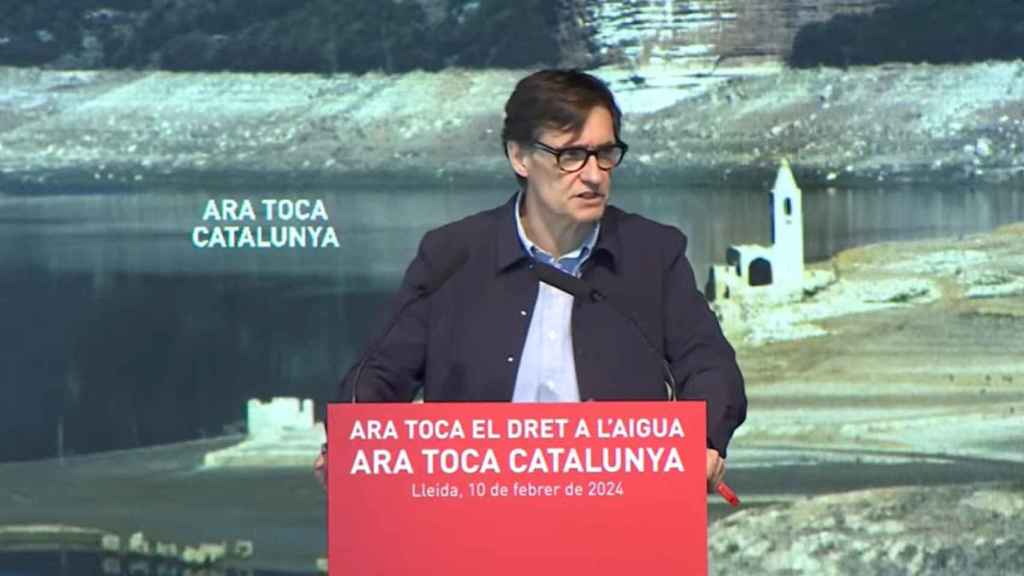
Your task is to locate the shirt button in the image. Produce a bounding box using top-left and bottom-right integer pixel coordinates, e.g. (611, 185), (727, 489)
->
(506, 356), (515, 363)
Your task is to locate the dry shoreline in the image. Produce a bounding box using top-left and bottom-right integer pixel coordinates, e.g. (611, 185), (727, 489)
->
(727, 223), (1024, 463)
(713, 223), (1024, 573)
(1, 61), (1023, 192)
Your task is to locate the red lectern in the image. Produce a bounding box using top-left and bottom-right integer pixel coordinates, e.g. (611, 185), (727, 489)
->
(328, 402), (707, 575)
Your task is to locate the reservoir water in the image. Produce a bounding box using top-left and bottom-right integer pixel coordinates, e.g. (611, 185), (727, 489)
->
(1, 180), (1021, 461)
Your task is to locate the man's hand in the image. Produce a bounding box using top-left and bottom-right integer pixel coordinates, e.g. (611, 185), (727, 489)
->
(706, 448), (725, 491)
(314, 445), (328, 492)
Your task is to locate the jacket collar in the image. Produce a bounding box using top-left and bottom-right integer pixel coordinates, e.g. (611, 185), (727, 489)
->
(494, 192), (621, 274)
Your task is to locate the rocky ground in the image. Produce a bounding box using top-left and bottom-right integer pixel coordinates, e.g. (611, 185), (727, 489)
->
(0, 60), (1022, 191)
(710, 483), (1024, 576)
(728, 223), (1024, 463)
(642, 61), (1024, 185)
(710, 223), (1024, 575)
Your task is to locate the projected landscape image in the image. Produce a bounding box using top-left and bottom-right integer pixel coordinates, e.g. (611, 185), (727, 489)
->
(1, 1), (1022, 574)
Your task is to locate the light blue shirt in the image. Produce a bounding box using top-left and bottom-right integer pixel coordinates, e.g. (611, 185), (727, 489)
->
(511, 192), (600, 403)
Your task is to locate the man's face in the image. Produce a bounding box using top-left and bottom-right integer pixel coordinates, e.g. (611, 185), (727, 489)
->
(512, 106), (617, 227)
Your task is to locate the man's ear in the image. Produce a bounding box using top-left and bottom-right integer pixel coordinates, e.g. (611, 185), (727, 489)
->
(507, 141), (530, 179)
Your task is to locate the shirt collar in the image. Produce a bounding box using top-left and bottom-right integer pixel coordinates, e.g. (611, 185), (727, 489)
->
(495, 193), (620, 273)
(513, 190), (600, 263)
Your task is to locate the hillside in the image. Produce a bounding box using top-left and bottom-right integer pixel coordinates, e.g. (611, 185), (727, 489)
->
(0, 61), (1022, 191)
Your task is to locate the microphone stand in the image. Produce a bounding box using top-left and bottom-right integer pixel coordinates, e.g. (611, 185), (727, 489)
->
(531, 263), (740, 507)
(350, 250), (469, 403)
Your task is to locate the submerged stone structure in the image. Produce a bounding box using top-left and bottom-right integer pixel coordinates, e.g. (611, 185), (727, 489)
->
(246, 397), (315, 438)
(707, 159), (806, 303)
(203, 397), (324, 468)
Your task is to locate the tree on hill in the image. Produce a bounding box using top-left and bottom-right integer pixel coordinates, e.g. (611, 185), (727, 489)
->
(1, 0), (569, 73)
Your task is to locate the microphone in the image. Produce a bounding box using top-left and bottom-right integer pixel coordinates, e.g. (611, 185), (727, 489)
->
(350, 248), (469, 403)
(531, 262), (740, 507)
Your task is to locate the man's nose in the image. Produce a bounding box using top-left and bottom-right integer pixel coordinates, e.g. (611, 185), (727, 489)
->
(579, 154), (604, 182)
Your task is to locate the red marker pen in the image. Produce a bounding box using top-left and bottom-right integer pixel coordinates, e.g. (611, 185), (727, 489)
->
(716, 482), (740, 507)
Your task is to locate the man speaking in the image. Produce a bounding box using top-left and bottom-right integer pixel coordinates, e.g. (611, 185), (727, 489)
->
(331, 69), (746, 490)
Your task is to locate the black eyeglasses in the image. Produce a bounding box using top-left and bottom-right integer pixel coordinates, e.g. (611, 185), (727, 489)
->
(531, 140), (628, 172)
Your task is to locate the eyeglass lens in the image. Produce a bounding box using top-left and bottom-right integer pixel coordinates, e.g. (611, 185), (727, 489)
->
(559, 147), (623, 171)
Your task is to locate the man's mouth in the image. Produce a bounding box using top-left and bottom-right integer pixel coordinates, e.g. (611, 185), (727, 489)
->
(575, 191), (604, 200)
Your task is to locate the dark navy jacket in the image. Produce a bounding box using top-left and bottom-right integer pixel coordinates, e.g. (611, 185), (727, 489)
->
(339, 195), (747, 456)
